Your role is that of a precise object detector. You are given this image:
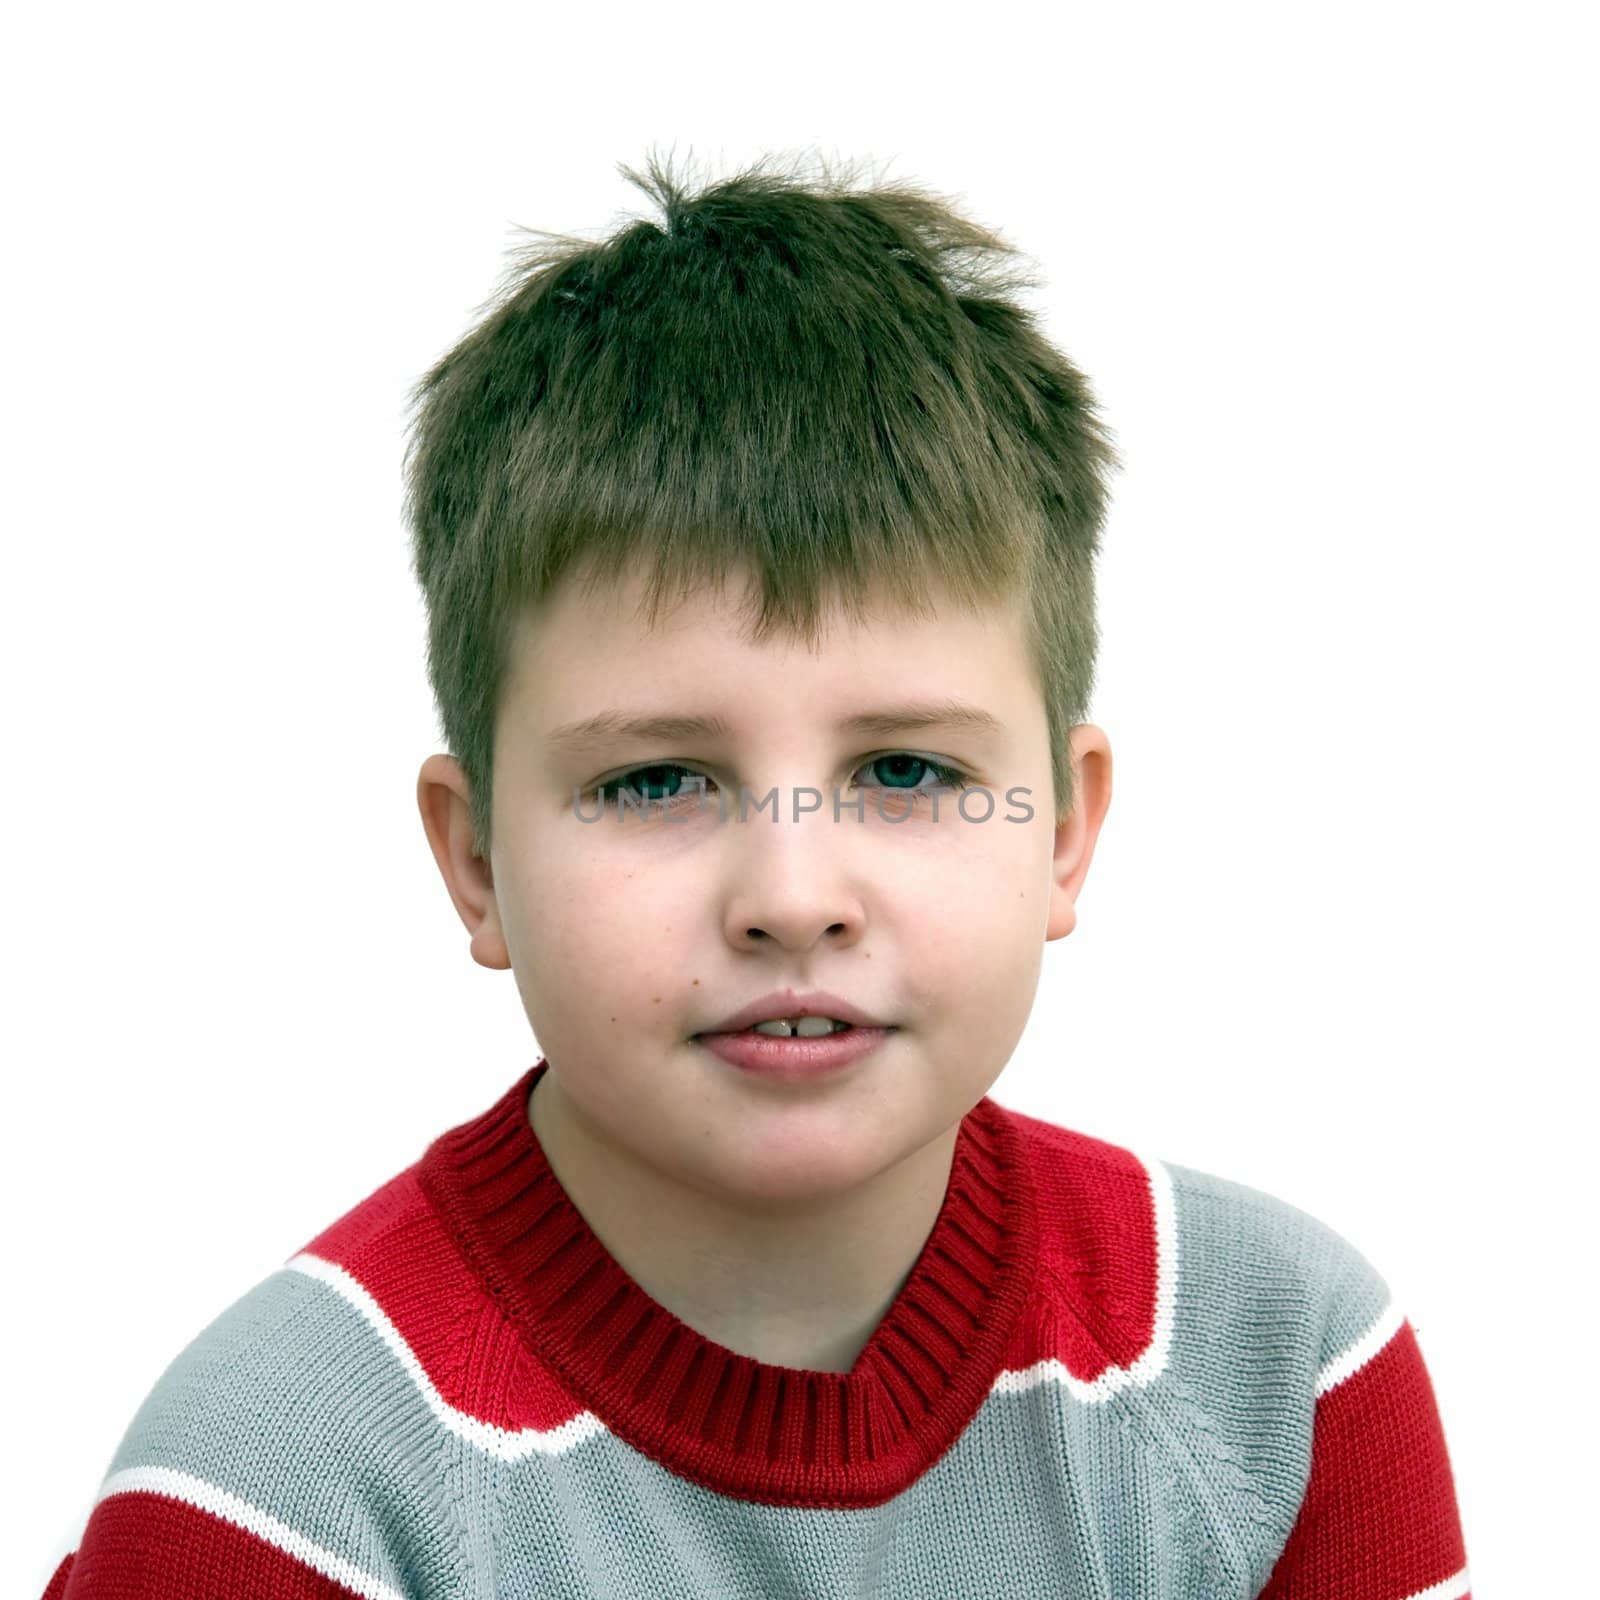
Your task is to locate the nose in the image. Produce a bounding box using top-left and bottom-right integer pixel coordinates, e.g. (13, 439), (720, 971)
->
(720, 787), (868, 953)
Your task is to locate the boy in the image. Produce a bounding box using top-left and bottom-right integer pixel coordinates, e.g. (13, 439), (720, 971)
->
(39, 151), (1469, 1598)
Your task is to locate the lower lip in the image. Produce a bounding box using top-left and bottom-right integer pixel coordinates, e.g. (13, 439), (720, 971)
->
(693, 1026), (895, 1079)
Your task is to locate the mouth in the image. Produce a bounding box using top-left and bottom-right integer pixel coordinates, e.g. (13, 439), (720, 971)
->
(694, 1017), (884, 1040)
(692, 1020), (896, 1078)
(693, 990), (892, 1037)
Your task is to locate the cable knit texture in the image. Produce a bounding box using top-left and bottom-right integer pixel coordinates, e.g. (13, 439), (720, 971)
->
(40, 1060), (1470, 1598)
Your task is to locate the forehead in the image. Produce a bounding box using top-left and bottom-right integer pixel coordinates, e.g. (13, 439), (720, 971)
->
(504, 559), (1034, 712)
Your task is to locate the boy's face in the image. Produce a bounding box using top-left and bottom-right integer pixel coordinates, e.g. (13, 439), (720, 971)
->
(418, 559), (1110, 1209)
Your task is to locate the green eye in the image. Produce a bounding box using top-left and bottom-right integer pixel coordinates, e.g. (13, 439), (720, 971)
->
(586, 753), (971, 805)
(596, 763), (694, 804)
(862, 754), (968, 791)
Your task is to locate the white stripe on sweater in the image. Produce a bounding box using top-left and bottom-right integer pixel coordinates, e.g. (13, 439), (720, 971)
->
(287, 1251), (609, 1460)
(292, 1153), (1179, 1433)
(993, 1149), (1177, 1403)
(292, 1170), (1396, 1435)
(1316, 1298), (1406, 1396)
(1400, 1566), (1471, 1599)
(87, 1465), (407, 1600)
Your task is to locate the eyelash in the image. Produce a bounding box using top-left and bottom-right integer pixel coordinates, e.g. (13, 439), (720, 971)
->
(582, 752), (974, 807)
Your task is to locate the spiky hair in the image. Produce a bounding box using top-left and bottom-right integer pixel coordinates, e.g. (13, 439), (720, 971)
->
(404, 148), (1119, 859)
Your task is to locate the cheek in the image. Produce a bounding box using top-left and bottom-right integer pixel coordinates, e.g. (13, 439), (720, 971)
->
(895, 836), (1048, 995)
(513, 843), (645, 942)
(913, 806), (1053, 915)
(509, 854), (689, 1022)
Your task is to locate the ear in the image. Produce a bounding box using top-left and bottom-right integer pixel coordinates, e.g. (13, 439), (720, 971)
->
(1045, 725), (1113, 942)
(417, 754), (511, 970)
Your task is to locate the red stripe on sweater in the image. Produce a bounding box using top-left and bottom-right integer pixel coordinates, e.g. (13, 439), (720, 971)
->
(38, 1553), (70, 1600)
(1256, 1319), (1468, 1599)
(298, 1166), (588, 1435)
(999, 1108), (1162, 1379)
(36, 1492), (368, 1599)
(305, 1086), (1168, 1453)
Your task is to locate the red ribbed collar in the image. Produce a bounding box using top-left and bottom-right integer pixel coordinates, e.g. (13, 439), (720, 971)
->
(417, 1060), (1040, 1508)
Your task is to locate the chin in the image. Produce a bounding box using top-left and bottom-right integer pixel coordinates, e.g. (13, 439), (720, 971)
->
(685, 1103), (918, 1201)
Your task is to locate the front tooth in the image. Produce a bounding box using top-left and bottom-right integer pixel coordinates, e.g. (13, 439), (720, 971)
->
(793, 1016), (841, 1037)
(751, 1016), (844, 1037)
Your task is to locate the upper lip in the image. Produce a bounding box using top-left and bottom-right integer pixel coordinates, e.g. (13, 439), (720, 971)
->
(694, 989), (891, 1035)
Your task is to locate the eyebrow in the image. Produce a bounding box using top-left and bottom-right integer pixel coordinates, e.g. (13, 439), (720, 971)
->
(545, 698), (1006, 754)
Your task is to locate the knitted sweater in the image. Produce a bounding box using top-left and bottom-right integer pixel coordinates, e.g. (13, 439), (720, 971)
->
(40, 1060), (1470, 1599)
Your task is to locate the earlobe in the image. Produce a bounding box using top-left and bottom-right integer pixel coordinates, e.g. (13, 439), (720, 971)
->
(1045, 814), (1082, 941)
(1043, 725), (1113, 943)
(468, 906), (512, 972)
(417, 754), (511, 970)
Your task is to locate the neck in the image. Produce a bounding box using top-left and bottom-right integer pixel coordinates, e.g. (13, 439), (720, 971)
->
(527, 1065), (962, 1373)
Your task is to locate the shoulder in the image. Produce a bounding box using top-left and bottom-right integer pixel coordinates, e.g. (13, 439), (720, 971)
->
(66, 1164), (481, 1599)
(1000, 1102), (1421, 1569)
(1158, 1156), (1394, 1377)
(999, 1098), (1395, 1390)
(115, 1161), (485, 1469)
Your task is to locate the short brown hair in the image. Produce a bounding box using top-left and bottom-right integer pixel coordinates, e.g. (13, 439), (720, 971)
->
(404, 149), (1119, 859)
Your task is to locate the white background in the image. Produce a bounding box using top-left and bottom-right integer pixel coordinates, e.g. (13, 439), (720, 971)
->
(6, 3), (1594, 1593)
